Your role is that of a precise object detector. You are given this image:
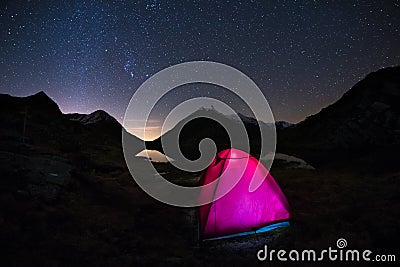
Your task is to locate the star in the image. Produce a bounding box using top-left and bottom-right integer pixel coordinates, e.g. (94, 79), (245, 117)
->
(0, 0), (398, 127)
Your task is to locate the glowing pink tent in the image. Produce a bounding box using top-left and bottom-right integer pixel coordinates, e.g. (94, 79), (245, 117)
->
(199, 148), (290, 240)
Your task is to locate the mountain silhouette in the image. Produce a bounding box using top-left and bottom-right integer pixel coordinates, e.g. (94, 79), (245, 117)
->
(66, 110), (125, 143)
(146, 107), (286, 159)
(144, 66), (400, 167)
(278, 66), (400, 166)
(0, 91), (61, 121)
(67, 110), (120, 125)
(0, 91), (143, 154)
(2, 64), (399, 167)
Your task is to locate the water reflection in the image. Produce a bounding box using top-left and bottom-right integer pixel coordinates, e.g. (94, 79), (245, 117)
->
(136, 149), (173, 163)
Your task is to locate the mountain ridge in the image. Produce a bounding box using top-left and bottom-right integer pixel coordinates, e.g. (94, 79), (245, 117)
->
(146, 106), (287, 159)
(1, 65), (399, 163)
(277, 66), (400, 167)
(0, 91), (144, 154)
(279, 66), (400, 149)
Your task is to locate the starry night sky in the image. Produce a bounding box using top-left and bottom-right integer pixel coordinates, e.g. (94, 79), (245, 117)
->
(1, 0), (399, 138)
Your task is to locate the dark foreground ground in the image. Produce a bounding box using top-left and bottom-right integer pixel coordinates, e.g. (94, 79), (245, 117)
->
(0, 139), (399, 267)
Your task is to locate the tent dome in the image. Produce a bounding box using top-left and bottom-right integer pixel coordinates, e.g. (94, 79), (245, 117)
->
(216, 148), (250, 159)
(199, 148), (290, 240)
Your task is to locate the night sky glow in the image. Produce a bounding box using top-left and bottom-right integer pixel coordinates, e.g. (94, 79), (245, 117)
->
(1, 1), (399, 137)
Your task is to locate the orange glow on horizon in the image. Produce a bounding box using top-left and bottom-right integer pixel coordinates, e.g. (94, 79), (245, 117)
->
(126, 126), (162, 141)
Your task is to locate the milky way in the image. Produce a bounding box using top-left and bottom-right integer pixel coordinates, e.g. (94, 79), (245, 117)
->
(1, 0), (399, 126)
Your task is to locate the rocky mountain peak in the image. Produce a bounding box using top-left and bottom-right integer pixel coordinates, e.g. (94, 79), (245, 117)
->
(68, 110), (118, 125)
(280, 66), (400, 151)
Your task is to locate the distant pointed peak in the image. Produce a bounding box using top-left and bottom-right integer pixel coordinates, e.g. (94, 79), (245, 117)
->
(189, 106), (225, 117)
(33, 90), (47, 96)
(25, 91), (61, 114)
(29, 90), (52, 100)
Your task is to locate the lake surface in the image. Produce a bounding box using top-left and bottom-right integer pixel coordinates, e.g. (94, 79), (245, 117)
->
(136, 149), (173, 163)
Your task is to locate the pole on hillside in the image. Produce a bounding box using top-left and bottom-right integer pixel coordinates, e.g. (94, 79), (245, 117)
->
(22, 106), (28, 144)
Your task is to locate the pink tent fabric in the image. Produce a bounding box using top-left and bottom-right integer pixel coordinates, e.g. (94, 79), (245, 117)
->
(198, 148), (290, 240)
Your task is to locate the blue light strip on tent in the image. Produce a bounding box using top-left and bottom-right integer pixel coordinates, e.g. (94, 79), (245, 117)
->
(203, 221), (290, 241)
(255, 221), (290, 234)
